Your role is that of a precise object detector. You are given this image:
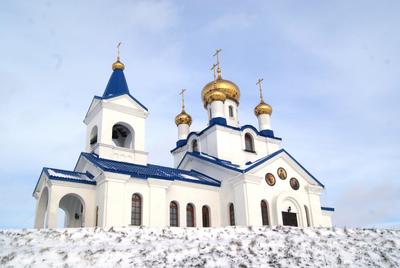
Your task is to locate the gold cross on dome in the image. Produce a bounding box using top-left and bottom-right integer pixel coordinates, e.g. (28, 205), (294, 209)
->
(179, 89), (186, 110)
(116, 42), (122, 60)
(256, 78), (264, 101)
(213, 48), (222, 66)
(213, 49), (222, 78)
(211, 63), (218, 81)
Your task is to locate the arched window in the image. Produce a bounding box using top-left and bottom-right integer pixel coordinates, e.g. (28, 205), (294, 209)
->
(89, 126), (98, 147)
(170, 201), (179, 227)
(192, 140), (199, 152)
(112, 123), (133, 148)
(228, 106), (234, 117)
(202, 206), (210, 227)
(131, 194), (142, 226)
(304, 205), (311, 227)
(186, 203), (195, 227)
(245, 133), (255, 152)
(261, 200), (269, 226)
(229, 203), (235, 226)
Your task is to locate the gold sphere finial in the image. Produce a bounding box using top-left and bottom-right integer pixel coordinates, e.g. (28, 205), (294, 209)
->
(254, 78), (272, 116)
(175, 89), (192, 126)
(112, 42), (125, 70)
(254, 101), (272, 116)
(175, 111), (192, 126)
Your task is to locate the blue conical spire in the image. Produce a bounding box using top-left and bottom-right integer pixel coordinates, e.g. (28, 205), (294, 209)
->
(99, 56), (148, 111)
(102, 66), (130, 98)
(102, 58), (130, 98)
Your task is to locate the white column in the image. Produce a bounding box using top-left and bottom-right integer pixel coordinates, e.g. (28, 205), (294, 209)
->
(45, 191), (59, 228)
(257, 114), (272, 130)
(148, 179), (171, 227)
(178, 124), (190, 140)
(210, 100), (225, 118)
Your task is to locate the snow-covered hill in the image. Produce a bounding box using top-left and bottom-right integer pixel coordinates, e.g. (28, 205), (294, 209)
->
(1, 226), (399, 267)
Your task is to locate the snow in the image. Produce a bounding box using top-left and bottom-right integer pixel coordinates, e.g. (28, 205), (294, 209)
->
(1, 226), (399, 267)
(181, 174), (201, 181)
(47, 169), (91, 182)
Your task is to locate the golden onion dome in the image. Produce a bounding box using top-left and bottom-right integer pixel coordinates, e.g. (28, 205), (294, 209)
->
(254, 101), (272, 116)
(201, 78), (240, 108)
(112, 59), (125, 70)
(175, 110), (192, 126)
(205, 89), (226, 103)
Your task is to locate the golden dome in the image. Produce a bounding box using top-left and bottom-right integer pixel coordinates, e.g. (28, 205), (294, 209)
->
(175, 110), (192, 126)
(112, 59), (125, 70)
(201, 77), (240, 108)
(205, 89), (226, 103)
(254, 101), (272, 116)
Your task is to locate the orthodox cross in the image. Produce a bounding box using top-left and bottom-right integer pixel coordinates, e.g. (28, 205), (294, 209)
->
(256, 78), (264, 101)
(116, 42), (122, 60)
(213, 48), (222, 66)
(210, 63), (218, 81)
(213, 49), (222, 78)
(179, 89), (186, 110)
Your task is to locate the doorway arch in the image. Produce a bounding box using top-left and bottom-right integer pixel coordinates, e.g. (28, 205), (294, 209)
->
(58, 193), (85, 228)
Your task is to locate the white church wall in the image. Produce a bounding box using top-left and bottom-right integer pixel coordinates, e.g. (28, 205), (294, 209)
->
(320, 211), (333, 227)
(166, 182), (221, 227)
(98, 174), (222, 228)
(249, 155), (331, 227)
(219, 181), (238, 226)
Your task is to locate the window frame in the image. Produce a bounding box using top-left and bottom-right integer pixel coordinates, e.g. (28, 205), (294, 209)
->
(229, 203), (235, 226)
(202, 205), (210, 227)
(261, 200), (269, 226)
(186, 203), (195, 227)
(244, 133), (255, 153)
(131, 193), (142, 226)
(169, 201), (179, 227)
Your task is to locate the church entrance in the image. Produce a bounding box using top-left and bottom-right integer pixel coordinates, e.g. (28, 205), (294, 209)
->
(282, 212), (298, 227)
(58, 194), (85, 228)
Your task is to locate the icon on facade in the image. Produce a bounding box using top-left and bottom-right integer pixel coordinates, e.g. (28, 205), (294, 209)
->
(277, 167), (287, 180)
(265, 173), (276, 186)
(290, 177), (300, 190)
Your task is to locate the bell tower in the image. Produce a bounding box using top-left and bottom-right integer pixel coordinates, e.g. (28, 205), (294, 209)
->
(83, 44), (149, 165)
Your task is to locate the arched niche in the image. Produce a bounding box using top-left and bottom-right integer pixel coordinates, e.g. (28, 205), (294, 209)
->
(112, 123), (134, 149)
(89, 126), (98, 148)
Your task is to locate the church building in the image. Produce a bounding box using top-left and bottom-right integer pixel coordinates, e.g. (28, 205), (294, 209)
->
(33, 49), (334, 229)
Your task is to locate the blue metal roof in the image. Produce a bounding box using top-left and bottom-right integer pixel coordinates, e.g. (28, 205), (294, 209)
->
(178, 149), (325, 188)
(81, 152), (221, 187)
(103, 69), (130, 98)
(321, 206), (335, 212)
(43, 167), (96, 185)
(98, 69), (148, 111)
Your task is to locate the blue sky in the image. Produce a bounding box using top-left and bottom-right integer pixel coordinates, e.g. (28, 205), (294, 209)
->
(0, 0), (399, 229)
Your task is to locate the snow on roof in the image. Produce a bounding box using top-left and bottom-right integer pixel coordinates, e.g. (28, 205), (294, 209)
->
(81, 153), (220, 187)
(44, 168), (96, 185)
